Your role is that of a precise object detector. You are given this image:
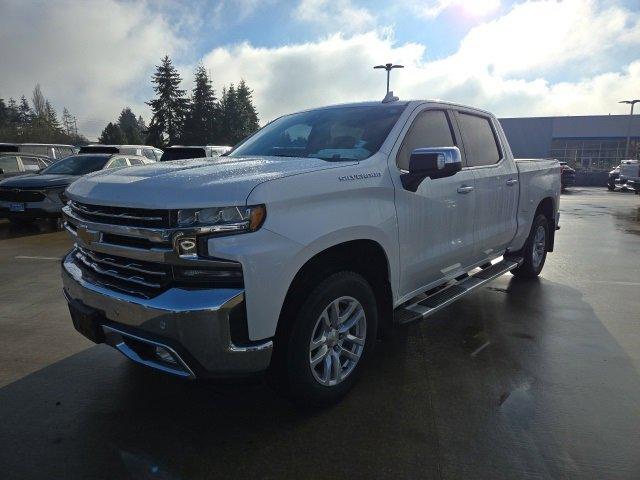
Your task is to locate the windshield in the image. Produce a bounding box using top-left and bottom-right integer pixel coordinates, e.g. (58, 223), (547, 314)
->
(40, 155), (109, 175)
(229, 104), (406, 161)
(160, 148), (206, 161)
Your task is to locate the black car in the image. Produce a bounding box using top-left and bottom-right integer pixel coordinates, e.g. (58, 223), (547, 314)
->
(0, 153), (52, 180)
(559, 161), (575, 190)
(0, 153), (149, 224)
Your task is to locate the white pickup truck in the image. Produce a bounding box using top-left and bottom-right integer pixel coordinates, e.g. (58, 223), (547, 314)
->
(61, 100), (560, 405)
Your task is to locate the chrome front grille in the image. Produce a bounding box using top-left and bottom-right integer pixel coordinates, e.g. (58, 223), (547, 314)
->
(69, 201), (172, 228)
(63, 203), (244, 298)
(72, 246), (172, 298)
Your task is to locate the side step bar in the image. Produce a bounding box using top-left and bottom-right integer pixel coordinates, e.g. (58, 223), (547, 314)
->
(393, 257), (523, 325)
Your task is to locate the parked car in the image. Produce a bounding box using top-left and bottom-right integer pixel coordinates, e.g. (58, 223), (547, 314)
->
(608, 165), (620, 190)
(0, 153), (151, 224)
(160, 145), (232, 161)
(20, 143), (76, 160)
(0, 153), (52, 180)
(61, 99), (560, 405)
(0, 142), (76, 160)
(79, 144), (163, 161)
(0, 143), (20, 153)
(608, 160), (639, 191)
(559, 161), (575, 190)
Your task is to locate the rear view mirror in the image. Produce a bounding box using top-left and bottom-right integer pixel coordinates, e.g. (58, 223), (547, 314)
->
(402, 146), (462, 191)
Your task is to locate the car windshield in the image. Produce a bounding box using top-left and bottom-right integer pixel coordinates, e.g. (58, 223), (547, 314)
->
(40, 155), (109, 175)
(228, 104), (406, 161)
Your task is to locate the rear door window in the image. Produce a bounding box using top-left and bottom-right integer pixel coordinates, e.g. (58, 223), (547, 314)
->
(457, 113), (501, 167)
(106, 157), (128, 168)
(396, 110), (456, 171)
(128, 157), (144, 165)
(20, 156), (42, 172)
(143, 149), (156, 160)
(0, 156), (20, 173)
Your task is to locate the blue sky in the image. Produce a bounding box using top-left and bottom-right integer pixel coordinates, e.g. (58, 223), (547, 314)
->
(2, 0), (640, 138)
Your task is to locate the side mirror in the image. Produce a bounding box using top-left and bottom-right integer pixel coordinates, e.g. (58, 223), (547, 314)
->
(402, 147), (462, 192)
(409, 147), (462, 178)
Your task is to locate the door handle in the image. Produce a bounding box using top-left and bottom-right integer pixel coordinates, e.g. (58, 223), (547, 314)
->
(506, 178), (518, 186)
(457, 185), (474, 194)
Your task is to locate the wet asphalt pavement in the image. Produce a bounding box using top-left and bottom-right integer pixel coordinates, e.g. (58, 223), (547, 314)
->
(0, 187), (639, 479)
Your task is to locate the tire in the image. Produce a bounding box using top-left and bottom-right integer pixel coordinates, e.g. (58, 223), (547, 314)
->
(607, 184), (615, 191)
(272, 271), (378, 406)
(510, 214), (549, 279)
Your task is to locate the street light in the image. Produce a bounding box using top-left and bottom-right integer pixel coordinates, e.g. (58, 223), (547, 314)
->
(619, 99), (640, 159)
(374, 63), (404, 95)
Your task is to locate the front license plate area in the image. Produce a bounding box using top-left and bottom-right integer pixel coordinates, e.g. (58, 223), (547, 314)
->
(9, 203), (25, 212)
(68, 300), (105, 343)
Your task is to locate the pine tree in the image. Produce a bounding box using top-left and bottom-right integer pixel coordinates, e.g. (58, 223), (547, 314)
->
(117, 107), (142, 144)
(99, 122), (125, 144)
(62, 108), (73, 136)
(183, 65), (218, 144)
(218, 84), (237, 145)
(146, 55), (189, 147)
(235, 79), (260, 143)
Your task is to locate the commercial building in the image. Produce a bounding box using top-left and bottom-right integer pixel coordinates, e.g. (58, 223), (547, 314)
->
(499, 114), (640, 185)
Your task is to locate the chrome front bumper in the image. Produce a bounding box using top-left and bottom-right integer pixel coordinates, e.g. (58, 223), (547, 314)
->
(61, 252), (273, 377)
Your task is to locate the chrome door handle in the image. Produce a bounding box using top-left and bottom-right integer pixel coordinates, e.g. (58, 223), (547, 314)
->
(457, 185), (474, 194)
(506, 178), (518, 186)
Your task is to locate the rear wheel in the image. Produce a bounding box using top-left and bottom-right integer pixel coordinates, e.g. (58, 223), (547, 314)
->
(272, 271), (378, 406)
(510, 214), (549, 279)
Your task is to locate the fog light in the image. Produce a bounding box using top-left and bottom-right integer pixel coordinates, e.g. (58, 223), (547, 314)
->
(154, 346), (176, 365)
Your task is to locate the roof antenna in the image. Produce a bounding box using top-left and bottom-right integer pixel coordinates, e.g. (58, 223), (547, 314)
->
(382, 91), (399, 103)
(374, 63), (403, 102)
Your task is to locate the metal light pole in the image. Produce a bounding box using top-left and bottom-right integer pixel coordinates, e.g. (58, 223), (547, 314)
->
(374, 63), (404, 95)
(619, 99), (640, 159)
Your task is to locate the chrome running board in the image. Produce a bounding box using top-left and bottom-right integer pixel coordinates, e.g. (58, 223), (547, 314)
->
(393, 257), (523, 325)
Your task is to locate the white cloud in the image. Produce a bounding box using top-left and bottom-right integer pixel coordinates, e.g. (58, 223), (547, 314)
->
(410, 0), (501, 19)
(0, 0), (185, 139)
(201, 0), (640, 123)
(294, 0), (376, 33)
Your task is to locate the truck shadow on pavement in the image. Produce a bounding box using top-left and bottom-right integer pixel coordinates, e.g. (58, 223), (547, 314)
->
(1, 276), (640, 480)
(0, 218), (62, 239)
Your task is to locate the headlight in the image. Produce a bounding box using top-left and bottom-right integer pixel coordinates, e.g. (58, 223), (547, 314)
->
(176, 204), (266, 233)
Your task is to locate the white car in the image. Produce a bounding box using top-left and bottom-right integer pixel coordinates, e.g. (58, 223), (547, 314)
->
(61, 99), (560, 405)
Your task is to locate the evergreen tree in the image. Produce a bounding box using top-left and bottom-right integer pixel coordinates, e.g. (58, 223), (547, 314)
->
(62, 108), (73, 136)
(117, 107), (142, 144)
(44, 100), (62, 131)
(234, 79), (260, 143)
(218, 84), (237, 145)
(99, 122), (125, 144)
(183, 65), (218, 144)
(146, 55), (189, 147)
(18, 96), (33, 130)
(137, 115), (147, 133)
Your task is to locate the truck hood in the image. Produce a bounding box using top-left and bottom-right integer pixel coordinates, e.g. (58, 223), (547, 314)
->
(66, 156), (356, 208)
(0, 173), (78, 189)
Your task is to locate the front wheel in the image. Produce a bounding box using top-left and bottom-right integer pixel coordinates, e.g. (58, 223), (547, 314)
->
(274, 271), (378, 406)
(510, 214), (549, 279)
